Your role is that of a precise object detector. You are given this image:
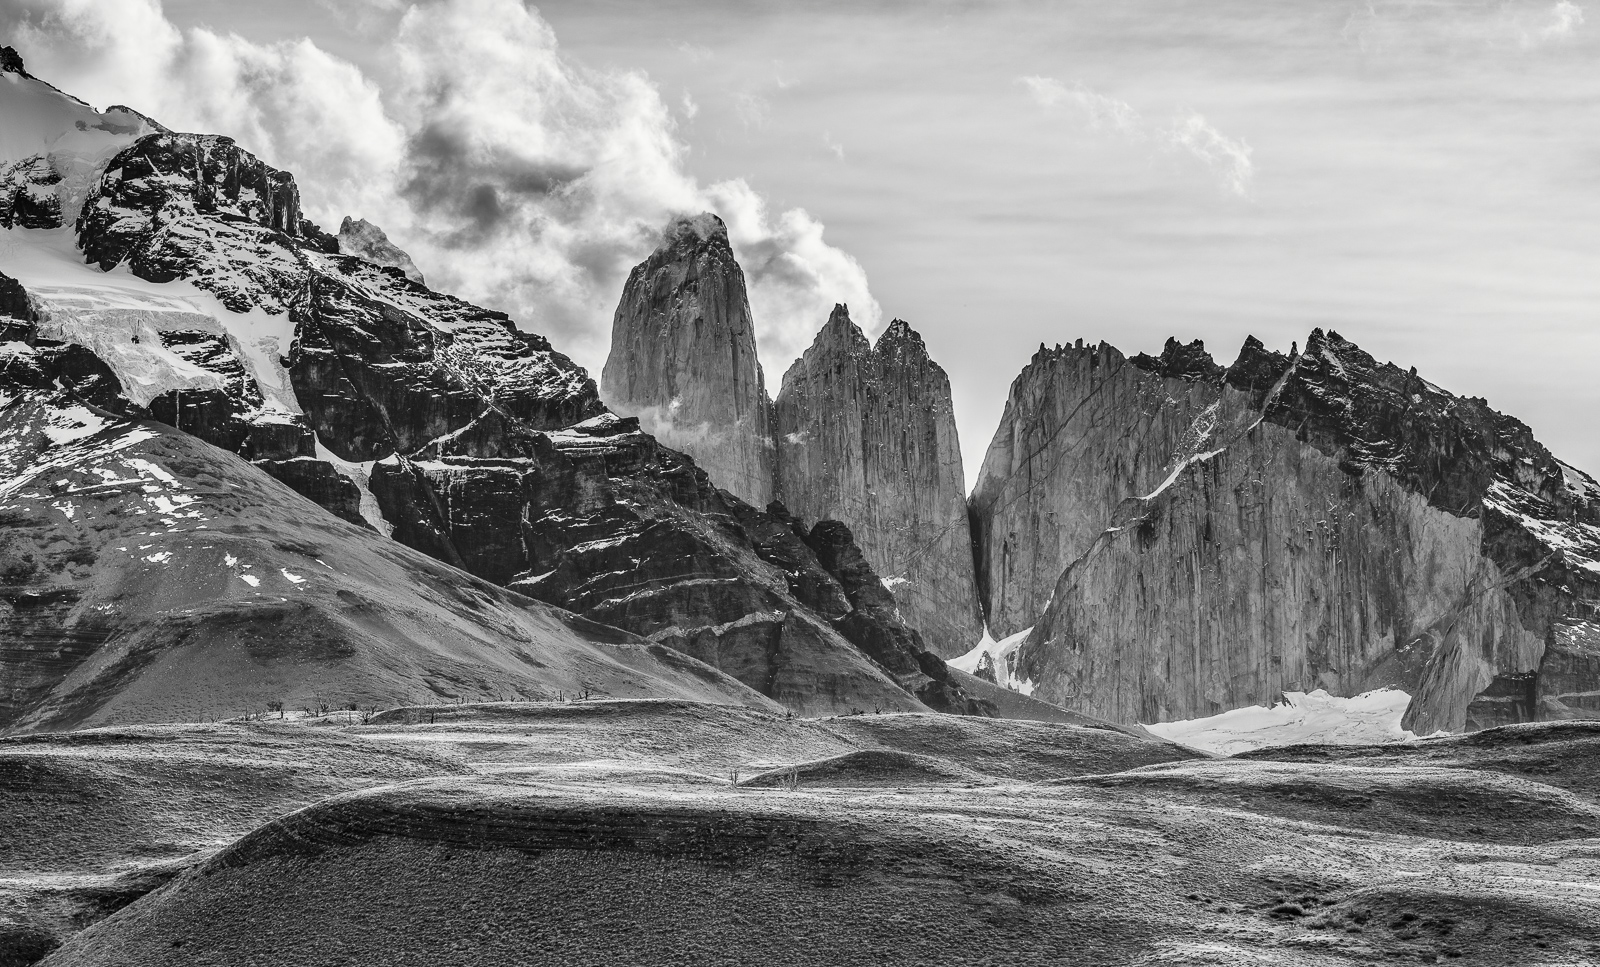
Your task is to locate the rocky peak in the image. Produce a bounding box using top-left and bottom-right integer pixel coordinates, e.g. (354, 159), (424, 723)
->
(870, 316), (927, 363)
(600, 211), (775, 506)
(775, 311), (983, 656)
(1222, 334), (1293, 401)
(77, 133), (312, 307)
(1129, 337), (1223, 382)
(817, 303), (872, 353)
(1, 46), (27, 77)
(338, 216), (425, 285)
(635, 212), (737, 280)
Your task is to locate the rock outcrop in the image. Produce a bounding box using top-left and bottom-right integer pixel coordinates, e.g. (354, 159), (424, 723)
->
(600, 213), (774, 507)
(972, 332), (1600, 733)
(338, 216), (424, 285)
(774, 307), (983, 656)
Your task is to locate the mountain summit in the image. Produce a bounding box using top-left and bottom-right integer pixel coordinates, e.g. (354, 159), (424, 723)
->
(600, 212), (775, 507)
(774, 307), (984, 657)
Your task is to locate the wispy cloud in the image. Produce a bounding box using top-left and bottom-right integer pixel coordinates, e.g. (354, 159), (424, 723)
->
(1019, 76), (1253, 196)
(681, 90), (699, 120)
(1019, 76), (1140, 134)
(675, 41), (713, 62)
(823, 132), (845, 161)
(1345, 0), (1586, 52)
(734, 91), (771, 129)
(1534, 0), (1585, 44)
(1167, 112), (1254, 196)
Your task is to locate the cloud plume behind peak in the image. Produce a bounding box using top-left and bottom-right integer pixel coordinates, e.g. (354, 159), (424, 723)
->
(2, 0), (877, 377)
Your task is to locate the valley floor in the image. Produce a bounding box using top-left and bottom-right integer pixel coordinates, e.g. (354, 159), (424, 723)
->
(3, 701), (1598, 965)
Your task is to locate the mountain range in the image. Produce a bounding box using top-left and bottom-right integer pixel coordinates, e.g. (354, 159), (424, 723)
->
(5, 41), (1600, 966)
(6, 43), (1600, 737)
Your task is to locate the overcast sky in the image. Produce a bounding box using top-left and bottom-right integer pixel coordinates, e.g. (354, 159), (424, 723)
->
(6, 0), (1597, 485)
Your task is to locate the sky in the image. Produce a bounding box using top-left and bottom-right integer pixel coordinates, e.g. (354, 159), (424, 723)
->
(3, 0), (1597, 486)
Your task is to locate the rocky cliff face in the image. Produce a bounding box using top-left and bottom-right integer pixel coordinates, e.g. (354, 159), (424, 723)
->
(600, 214), (774, 507)
(774, 307), (983, 656)
(972, 332), (1600, 733)
(970, 338), (1224, 639)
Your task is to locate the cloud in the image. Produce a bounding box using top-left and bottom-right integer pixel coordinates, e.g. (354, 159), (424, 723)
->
(1019, 76), (1140, 134)
(681, 91), (700, 120)
(1018, 75), (1252, 196)
(312, 0), (405, 35)
(733, 91), (772, 129)
(675, 41), (713, 62)
(1167, 112), (1254, 197)
(1344, 0), (1587, 52)
(2, 0), (876, 378)
(6, 0), (402, 221)
(705, 179), (881, 366)
(823, 132), (845, 161)
(1536, 0), (1585, 43)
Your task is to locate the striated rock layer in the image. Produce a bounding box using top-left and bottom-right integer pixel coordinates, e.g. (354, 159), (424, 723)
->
(774, 307), (983, 656)
(601, 214), (773, 507)
(973, 333), (1600, 733)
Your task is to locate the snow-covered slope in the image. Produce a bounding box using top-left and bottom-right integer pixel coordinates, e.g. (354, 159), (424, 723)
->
(1, 227), (296, 414)
(948, 626), (1035, 695)
(1143, 689), (1430, 756)
(0, 47), (160, 231)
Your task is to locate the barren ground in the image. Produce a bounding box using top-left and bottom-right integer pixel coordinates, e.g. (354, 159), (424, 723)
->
(1, 702), (1596, 965)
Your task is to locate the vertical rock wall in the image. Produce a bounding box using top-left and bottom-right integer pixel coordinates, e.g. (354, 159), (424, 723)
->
(969, 339), (1225, 638)
(971, 330), (1600, 732)
(773, 307), (983, 656)
(600, 214), (774, 507)
(1018, 420), (1545, 734)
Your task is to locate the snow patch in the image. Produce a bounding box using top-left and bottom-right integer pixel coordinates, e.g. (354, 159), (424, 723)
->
(1485, 480), (1600, 575)
(1557, 459), (1600, 502)
(1144, 447), (1227, 501)
(280, 568), (306, 585)
(1142, 688), (1432, 756)
(238, 574), (260, 587)
(313, 434), (391, 537)
(949, 625), (1036, 696)
(42, 405), (106, 445)
(0, 228), (299, 412)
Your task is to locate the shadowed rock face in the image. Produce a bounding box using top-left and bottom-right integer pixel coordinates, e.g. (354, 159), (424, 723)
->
(601, 213), (774, 507)
(0, 155), (62, 230)
(774, 308), (983, 657)
(973, 332), (1600, 733)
